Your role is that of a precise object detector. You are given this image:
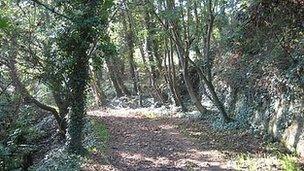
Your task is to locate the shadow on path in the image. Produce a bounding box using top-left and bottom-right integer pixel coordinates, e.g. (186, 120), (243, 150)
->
(89, 110), (234, 171)
(86, 108), (300, 171)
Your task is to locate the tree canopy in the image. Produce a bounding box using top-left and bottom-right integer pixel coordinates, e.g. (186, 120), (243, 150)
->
(0, 0), (303, 170)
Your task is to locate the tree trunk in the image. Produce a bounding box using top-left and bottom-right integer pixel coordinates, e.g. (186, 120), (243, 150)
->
(114, 59), (132, 96)
(152, 35), (163, 77)
(169, 39), (186, 111)
(122, 6), (138, 94)
(7, 35), (66, 135)
(164, 38), (184, 109)
(165, 0), (207, 114)
(178, 49), (207, 114)
(89, 66), (107, 107)
(139, 42), (155, 100)
(68, 52), (88, 153)
(106, 59), (130, 97)
(52, 90), (69, 134)
(8, 57), (66, 134)
(67, 0), (100, 154)
(228, 87), (239, 116)
(144, 10), (165, 104)
(193, 0), (232, 122)
(205, 79), (231, 122)
(164, 45), (177, 104)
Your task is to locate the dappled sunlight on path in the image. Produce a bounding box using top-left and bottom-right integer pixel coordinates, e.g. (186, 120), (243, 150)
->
(86, 109), (232, 171)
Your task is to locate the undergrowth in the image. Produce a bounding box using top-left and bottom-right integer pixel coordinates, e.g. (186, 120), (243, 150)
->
(91, 120), (109, 152)
(280, 154), (301, 171)
(265, 141), (301, 171)
(235, 141), (302, 171)
(31, 118), (109, 170)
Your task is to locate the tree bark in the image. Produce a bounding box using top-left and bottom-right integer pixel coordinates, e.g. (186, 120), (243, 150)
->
(191, 0), (232, 122)
(106, 58), (131, 97)
(122, 5), (138, 94)
(89, 65), (107, 107)
(165, 0), (207, 114)
(7, 35), (67, 135)
(164, 37), (184, 109)
(177, 47), (207, 114)
(144, 10), (166, 104)
(228, 87), (239, 116)
(67, 0), (100, 154)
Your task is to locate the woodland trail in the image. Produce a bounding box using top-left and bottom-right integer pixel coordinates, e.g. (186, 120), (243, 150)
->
(86, 109), (285, 171)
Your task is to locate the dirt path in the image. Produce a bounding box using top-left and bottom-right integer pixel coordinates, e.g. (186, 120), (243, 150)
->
(84, 109), (304, 171)
(88, 110), (232, 171)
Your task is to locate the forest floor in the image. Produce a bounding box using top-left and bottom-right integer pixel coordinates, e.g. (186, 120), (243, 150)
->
(82, 108), (304, 171)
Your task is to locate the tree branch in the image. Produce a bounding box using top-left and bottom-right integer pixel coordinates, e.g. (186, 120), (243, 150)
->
(30, 0), (72, 20)
(0, 81), (12, 97)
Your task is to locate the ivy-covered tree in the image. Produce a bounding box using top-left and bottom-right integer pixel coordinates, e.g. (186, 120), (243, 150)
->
(55, 0), (113, 154)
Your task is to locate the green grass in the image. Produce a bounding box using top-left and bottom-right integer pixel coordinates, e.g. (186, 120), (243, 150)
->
(264, 141), (301, 171)
(236, 153), (258, 171)
(89, 120), (109, 154)
(280, 154), (301, 171)
(229, 139), (303, 171)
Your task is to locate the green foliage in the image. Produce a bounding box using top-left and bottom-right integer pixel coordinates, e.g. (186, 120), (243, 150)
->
(212, 99), (252, 130)
(54, 0), (114, 154)
(280, 154), (301, 171)
(88, 120), (109, 153)
(235, 151), (302, 171)
(264, 141), (303, 171)
(0, 105), (44, 170)
(236, 153), (258, 171)
(266, 141), (302, 170)
(0, 2), (10, 30)
(0, 0), (303, 169)
(93, 121), (109, 143)
(83, 118), (108, 155)
(31, 147), (83, 171)
(0, 14), (10, 39)
(31, 119), (106, 170)
(0, 17), (9, 29)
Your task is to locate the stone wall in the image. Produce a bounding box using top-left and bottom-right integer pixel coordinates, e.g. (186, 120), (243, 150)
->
(233, 91), (304, 157)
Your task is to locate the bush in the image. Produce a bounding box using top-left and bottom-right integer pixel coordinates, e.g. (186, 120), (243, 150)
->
(0, 105), (45, 170)
(31, 118), (107, 170)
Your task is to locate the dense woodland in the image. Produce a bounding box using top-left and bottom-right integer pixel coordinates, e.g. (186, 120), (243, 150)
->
(0, 0), (303, 170)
